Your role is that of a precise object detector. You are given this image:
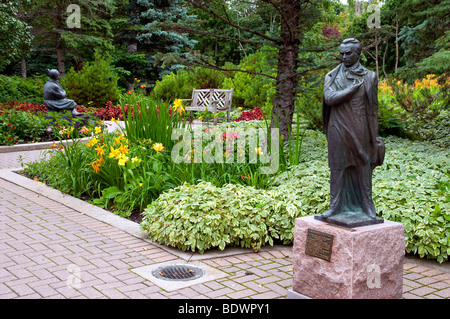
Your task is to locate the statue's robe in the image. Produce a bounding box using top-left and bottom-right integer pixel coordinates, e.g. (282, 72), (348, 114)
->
(322, 62), (384, 217)
(43, 79), (77, 112)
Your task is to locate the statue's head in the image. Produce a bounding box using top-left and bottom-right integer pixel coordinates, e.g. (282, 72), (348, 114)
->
(46, 69), (60, 80)
(339, 38), (362, 67)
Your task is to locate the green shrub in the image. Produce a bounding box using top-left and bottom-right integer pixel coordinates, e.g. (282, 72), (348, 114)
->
(222, 49), (276, 109)
(60, 53), (120, 107)
(0, 74), (45, 104)
(140, 181), (302, 253)
(153, 67), (226, 100)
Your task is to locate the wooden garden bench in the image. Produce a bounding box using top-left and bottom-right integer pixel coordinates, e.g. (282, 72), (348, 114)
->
(182, 88), (233, 125)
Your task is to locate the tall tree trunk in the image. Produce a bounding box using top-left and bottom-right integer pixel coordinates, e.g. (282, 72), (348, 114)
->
(374, 31), (379, 80)
(55, 5), (65, 76)
(56, 41), (65, 76)
(382, 38), (389, 79)
(21, 57), (27, 79)
(395, 13), (399, 72)
(270, 0), (300, 140)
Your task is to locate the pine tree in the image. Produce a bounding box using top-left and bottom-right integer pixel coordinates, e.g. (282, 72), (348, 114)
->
(21, 0), (115, 75)
(128, 0), (196, 82)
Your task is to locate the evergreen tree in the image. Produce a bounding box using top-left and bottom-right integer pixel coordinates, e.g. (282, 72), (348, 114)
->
(396, 0), (449, 80)
(21, 0), (115, 76)
(128, 0), (196, 83)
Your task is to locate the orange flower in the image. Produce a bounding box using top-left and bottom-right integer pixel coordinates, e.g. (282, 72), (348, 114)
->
(91, 160), (101, 173)
(140, 84), (146, 89)
(95, 144), (105, 157)
(80, 126), (89, 134)
(118, 144), (129, 155)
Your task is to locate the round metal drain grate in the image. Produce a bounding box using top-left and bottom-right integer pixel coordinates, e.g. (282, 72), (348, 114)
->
(152, 264), (204, 281)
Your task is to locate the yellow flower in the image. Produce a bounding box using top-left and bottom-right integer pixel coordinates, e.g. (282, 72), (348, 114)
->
(255, 147), (263, 155)
(94, 126), (102, 135)
(131, 157), (141, 164)
(173, 99), (185, 115)
(86, 136), (99, 147)
(113, 136), (122, 146)
(118, 154), (129, 166)
(238, 107), (243, 110)
(139, 182), (143, 187)
(152, 143), (165, 152)
(109, 146), (121, 159)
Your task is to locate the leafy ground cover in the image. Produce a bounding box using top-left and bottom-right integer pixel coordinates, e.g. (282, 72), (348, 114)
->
(140, 130), (450, 261)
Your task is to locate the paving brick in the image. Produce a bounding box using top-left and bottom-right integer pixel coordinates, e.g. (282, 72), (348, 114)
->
(176, 287), (201, 298)
(243, 281), (271, 293)
(1, 166), (450, 300)
(205, 287), (234, 298)
(404, 272), (425, 280)
(402, 292), (425, 299)
(433, 273), (450, 284)
(428, 281), (450, 290)
(226, 288), (257, 299)
(409, 286), (437, 296)
(403, 278), (424, 288)
(434, 288), (450, 298)
(190, 283), (213, 294)
(250, 290), (282, 299)
(415, 276), (440, 285)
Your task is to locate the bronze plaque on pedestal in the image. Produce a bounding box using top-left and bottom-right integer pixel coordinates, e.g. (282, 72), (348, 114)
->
(305, 228), (334, 261)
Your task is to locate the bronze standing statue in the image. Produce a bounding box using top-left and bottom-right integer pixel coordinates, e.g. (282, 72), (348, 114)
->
(315, 38), (385, 227)
(43, 69), (82, 116)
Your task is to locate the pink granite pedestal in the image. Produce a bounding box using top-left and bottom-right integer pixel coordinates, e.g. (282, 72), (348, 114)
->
(288, 215), (405, 299)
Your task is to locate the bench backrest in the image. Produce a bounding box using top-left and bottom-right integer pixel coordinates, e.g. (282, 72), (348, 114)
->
(187, 89), (233, 112)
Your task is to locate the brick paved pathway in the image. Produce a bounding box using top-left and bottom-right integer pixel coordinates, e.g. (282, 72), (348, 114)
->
(0, 149), (449, 299)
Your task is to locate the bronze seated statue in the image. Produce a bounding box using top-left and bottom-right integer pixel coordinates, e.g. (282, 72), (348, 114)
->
(43, 69), (82, 116)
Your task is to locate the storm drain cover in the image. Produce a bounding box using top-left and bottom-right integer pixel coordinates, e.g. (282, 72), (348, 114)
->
(152, 264), (204, 281)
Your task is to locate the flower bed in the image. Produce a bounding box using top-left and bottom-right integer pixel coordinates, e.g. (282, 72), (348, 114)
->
(18, 97), (450, 262)
(0, 100), (122, 145)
